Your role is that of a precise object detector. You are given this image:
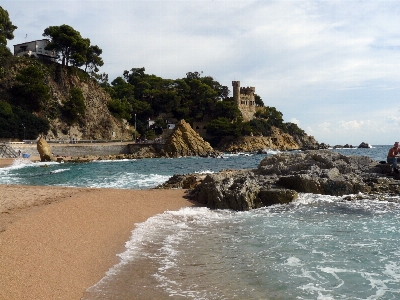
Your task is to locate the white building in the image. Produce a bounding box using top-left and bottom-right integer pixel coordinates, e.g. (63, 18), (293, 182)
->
(13, 39), (56, 61)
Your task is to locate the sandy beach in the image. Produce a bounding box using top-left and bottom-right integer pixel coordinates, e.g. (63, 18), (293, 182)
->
(0, 183), (196, 299)
(0, 158), (17, 168)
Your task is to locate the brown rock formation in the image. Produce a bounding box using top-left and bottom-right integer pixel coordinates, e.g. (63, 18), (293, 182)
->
(37, 137), (54, 162)
(0, 60), (129, 141)
(46, 70), (129, 141)
(218, 127), (320, 152)
(219, 127), (299, 152)
(164, 120), (216, 157)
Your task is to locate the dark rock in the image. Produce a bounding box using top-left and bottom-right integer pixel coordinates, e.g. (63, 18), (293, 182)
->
(358, 142), (371, 148)
(181, 149), (400, 211)
(257, 188), (298, 206)
(155, 173), (206, 189)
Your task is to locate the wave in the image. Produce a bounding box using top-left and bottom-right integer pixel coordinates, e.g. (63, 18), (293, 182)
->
(49, 168), (70, 174)
(92, 159), (137, 163)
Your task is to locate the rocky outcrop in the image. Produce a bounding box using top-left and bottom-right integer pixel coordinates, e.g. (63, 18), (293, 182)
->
(0, 59), (128, 142)
(164, 120), (219, 157)
(358, 142), (371, 148)
(290, 133), (320, 150)
(37, 137), (54, 162)
(189, 169), (298, 210)
(217, 127), (320, 152)
(185, 150), (400, 211)
(156, 173), (207, 189)
(46, 70), (130, 141)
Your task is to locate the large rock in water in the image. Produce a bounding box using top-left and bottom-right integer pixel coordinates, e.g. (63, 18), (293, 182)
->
(37, 137), (54, 162)
(164, 119), (217, 157)
(186, 150), (400, 211)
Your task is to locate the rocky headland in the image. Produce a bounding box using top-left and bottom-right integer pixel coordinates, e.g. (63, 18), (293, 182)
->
(159, 150), (399, 211)
(163, 119), (221, 157)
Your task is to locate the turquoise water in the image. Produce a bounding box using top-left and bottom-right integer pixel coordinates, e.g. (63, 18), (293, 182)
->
(2, 146), (399, 299)
(0, 152), (270, 188)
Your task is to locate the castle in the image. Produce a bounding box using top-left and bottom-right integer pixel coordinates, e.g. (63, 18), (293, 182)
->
(232, 81), (257, 121)
(193, 81), (260, 138)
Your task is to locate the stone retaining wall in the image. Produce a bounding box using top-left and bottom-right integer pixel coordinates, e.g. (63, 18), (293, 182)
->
(10, 143), (130, 157)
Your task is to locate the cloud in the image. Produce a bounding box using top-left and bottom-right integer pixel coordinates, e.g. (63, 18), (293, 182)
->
(4, 0), (400, 145)
(289, 118), (300, 125)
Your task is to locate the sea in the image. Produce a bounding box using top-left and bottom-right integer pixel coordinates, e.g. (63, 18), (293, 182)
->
(1, 145), (400, 299)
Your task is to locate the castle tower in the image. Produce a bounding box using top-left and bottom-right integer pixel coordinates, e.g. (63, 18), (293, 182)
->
(232, 81), (240, 106)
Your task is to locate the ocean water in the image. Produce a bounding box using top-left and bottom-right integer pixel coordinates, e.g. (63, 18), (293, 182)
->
(2, 145), (400, 299)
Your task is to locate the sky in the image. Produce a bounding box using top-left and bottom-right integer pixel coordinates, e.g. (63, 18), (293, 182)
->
(3, 0), (400, 145)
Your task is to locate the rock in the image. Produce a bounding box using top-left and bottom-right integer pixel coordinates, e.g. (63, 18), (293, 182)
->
(155, 173), (206, 189)
(216, 127), (320, 152)
(318, 143), (330, 149)
(130, 146), (157, 159)
(258, 188), (298, 206)
(183, 149), (400, 211)
(190, 170), (263, 210)
(358, 142), (371, 148)
(36, 137), (54, 162)
(164, 119), (217, 157)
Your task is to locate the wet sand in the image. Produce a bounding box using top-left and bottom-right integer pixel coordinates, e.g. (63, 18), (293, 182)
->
(0, 158), (17, 168)
(0, 185), (196, 299)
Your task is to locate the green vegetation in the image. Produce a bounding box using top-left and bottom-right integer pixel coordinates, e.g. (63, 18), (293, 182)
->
(0, 101), (49, 139)
(104, 68), (301, 138)
(0, 6), (308, 141)
(43, 24), (103, 73)
(62, 87), (86, 125)
(0, 6), (17, 47)
(11, 65), (51, 112)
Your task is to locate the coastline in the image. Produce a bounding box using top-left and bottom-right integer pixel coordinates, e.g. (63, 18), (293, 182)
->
(0, 184), (197, 300)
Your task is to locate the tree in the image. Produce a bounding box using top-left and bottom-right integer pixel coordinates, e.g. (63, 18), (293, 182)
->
(0, 6), (17, 46)
(214, 100), (242, 120)
(11, 65), (51, 112)
(206, 117), (241, 137)
(255, 94), (264, 107)
(107, 98), (132, 120)
(43, 24), (89, 67)
(255, 106), (284, 127)
(84, 45), (103, 73)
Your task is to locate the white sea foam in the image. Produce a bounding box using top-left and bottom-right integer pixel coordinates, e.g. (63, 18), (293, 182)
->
(79, 173), (170, 189)
(49, 168), (70, 174)
(10, 158), (34, 168)
(194, 169), (214, 174)
(285, 256), (302, 266)
(92, 159), (136, 163)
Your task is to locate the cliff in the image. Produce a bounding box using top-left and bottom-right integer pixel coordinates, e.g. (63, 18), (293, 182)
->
(0, 58), (129, 141)
(45, 71), (130, 141)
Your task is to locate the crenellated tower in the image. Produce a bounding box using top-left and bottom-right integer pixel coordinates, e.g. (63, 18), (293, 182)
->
(232, 81), (241, 106)
(232, 81), (257, 121)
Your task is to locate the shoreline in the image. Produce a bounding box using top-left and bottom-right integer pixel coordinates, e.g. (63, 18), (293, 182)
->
(0, 184), (197, 299)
